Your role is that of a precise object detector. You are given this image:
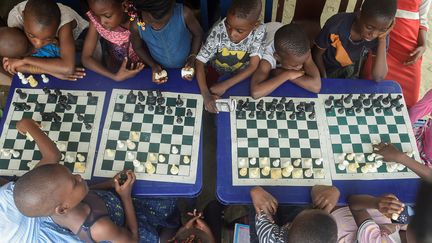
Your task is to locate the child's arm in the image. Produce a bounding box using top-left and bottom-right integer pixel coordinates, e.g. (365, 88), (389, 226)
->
(209, 55), (260, 96)
(409, 89), (432, 123)
(16, 118), (61, 166)
(289, 54), (321, 93)
(250, 186), (278, 217)
(312, 46), (327, 78)
(182, 6), (203, 71)
(17, 22), (78, 77)
(81, 23), (144, 82)
(130, 21), (163, 83)
(374, 142), (431, 180)
(92, 171), (139, 242)
(250, 59), (304, 99)
(370, 37), (388, 81)
(404, 28), (427, 65)
(196, 60), (218, 113)
(348, 194), (404, 226)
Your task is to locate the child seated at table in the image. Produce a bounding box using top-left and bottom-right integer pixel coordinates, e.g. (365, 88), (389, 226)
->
(5, 0), (87, 81)
(249, 185), (339, 242)
(81, 0), (144, 82)
(11, 118), (180, 242)
(250, 23), (321, 99)
(130, 0), (203, 83)
(312, 0), (396, 80)
(196, 0), (265, 113)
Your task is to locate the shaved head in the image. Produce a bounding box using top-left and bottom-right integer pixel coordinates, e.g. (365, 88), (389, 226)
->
(25, 0), (61, 28)
(0, 27), (32, 58)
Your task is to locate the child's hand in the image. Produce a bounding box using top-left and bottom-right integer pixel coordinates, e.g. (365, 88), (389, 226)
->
(152, 65), (168, 84)
(404, 45), (426, 66)
(209, 83), (227, 97)
(283, 69), (305, 81)
(114, 170), (136, 199)
(16, 118), (41, 135)
(3, 57), (25, 75)
(375, 194), (404, 218)
(182, 55), (196, 81)
(203, 93), (219, 113)
(115, 58), (144, 82)
(379, 224), (400, 236)
(51, 67), (86, 81)
(373, 142), (406, 163)
(250, 186), (278, 218)
(378, 20), (395, 40)
(311, 185), (340, 213)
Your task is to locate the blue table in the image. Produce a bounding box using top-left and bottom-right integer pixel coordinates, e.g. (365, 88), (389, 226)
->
(217, 78), (420, 205)
(0, 69), (203, 197)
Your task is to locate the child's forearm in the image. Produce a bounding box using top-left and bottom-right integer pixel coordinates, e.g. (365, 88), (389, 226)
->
(417, 29), (427, 47)
(251, 73), (288, 99)
(89, 179), (115, 190)
(348, 195), (379, 211)
(82, 56), (117, 81)
(22, 57), (75, 76)
(396, 154), (430, 180)
(130, 24), (158, 68)
(219, 57), (260, 91)
(371, 38), (388, 81)
(120, 196), (139, 239)
(196, 61), (210, 95)
(290, 74), (321, 93)
(183, 6), (203, 56)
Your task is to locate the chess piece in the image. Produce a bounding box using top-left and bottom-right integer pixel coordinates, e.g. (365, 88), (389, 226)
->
(154, 70), (168, 81)
(138, 91), (145, 102)
(176, 95), (184, 107)
(243, 98), (250, 110)
(289, 112), (296, 120)
(65, 154), (75, 163)
(170, 164), (179, 175)
(127, 151), (135, 160)
(248, 110), (255, 118)
(48, 93), (58, 103)
(391, 95), (402, 106)
(343, 94), (353, 104)
(117, 140), (125, 149)
(18, 72), (28, 84)
(325, 96), (334, 106)
(256, 100), (264, 110)
(137, 102), (145, 112)
(325, 105), (334, 113)
(183, 156), (190, 164)
(41, 74), (49, 83)
(87, 92), (93, 97)
(85, 123), (92, 130)
(276, 103), (284, 111)
(148, 153), (157, 163)
(158, 154), (166, 162)
(305, 102), (315, 112)
(181, 67), (195, 78)
(176, 116), (183, 124)
(268, 111), (274, 119)
(148, 104), (154, 111)
(126, 139), (136, 150)
(11, 150), (20, 158)
(308, 111), (315, 120)
(396, 104), (404, 112)
(334, 95), (344, 107)
(130, 131), (140, 141)
(34, 101), (42, 110)
(186, 109), (193, 117)
(27, 75), (38, 87)
(76, 153), (86, 162)
(337, 107), (344, 114)
(16, 89), (27, 99)
(67, 93), (77, 103)
(77, 113), (85, 121)
(315, 158), (323, 166)
(375, 107), (382, 113)
(285, 100), (294, 111)
(166, 106), (173, 114)
(156, 104), (163, 113)
(172, 146), (179, 154)
(127, 90), (137, 103)
(105, 149), (115, 158)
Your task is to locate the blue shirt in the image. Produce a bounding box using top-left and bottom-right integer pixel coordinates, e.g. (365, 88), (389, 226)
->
(315, 12), (389, 75)
(138, 4), (191, 68)
(32, 43), (60, 58)
(0, 182), (82, 243)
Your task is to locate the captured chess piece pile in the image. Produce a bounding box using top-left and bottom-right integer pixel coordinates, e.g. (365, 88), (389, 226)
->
(17, 72), (49, 87)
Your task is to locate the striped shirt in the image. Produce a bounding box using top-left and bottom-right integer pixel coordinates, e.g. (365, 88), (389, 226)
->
(255, 213), (289, 243)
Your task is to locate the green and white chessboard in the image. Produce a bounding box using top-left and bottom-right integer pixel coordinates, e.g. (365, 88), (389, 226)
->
(230, 96), (332, 186)
(320, 93), (420, 180)
(0, 88), (105, 179)
(94, 89), (203, 184)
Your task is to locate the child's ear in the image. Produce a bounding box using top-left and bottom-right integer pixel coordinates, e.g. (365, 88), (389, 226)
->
(54, 204), (69, 215)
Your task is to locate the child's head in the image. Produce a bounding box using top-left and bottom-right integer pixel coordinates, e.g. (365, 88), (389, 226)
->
(287, 209), (337, 243)
(133, 0), (175, 30)
(13, 164), (88, 217)
(274, 24), (310, 71)
(225, 0), (262, 43)
(355, 0), (397, 41)
(22, 0), (61, 49)
(407, 180), (432, 243)
(87, 0), (129, 30)
(0, 27), (33, 58)
(170, 228), (216, 243)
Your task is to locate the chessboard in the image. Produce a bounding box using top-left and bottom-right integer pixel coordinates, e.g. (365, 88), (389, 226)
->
(320, 93), (421, 180)
(0, 88), (105, 179)
(94, 89), (203, 184)
(230, 96), (332, 186)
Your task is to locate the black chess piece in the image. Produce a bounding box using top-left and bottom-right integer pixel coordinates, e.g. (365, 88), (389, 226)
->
(127, 90), (137, 103)
(280, 97), (287, 104)
(35, 100), (42, 110)
(48, 93), (57, 103)
(337, 107), (344, 114)
(335, 96), (344, 107)
(156, 96), (165, 105)
(67, 93), (77, 104)
(375, 107), (382, 113)
(138, 91), (145, 102)
(60, 103), (71, 110)
(43, 87), (51, 94)
(297, 110), (305, 118)
(285, 100), (294, 111)
(308, 112), (315, 120)
(137, 102), (145, 112)
(325, 105), (334, 113)
(243, 98), (250, 110)
(176, 95), (184, 107)
(305, 102), (315, 112)
(396, 104), (404, 112)
(54, 89), (62, 97)
(289, 112), (296, 120)
(358, 94), (366, 99)
(325, 96), (334, 106)
(148, 90), (154, 97)
(87, 92), (93, 97)
(85, 123), (92, 130)
(353, 99), (363, 108)
(58, 95), (68, 104)
(118, 172), (128, 186)
(23, 103), (30, 111)
(248, 111), (255, 118)
(156, 104), (163, 113)
(346, 107), (354, 114)
(271, 98), (278, 105)
(391, 95), (402, 106)
(237, 100), (244, 111)
(148, 104), (154, 111)
(176, 116), (183, 124)
(256, 100), (264, 110)
(368, 93), (375, 99)
(52, 112), (61, 122)
(123, 112), (131, 120)
(276, 103), (284, 111)
(269, 104), (276, 111)
(373, 98), (382, 107)
(296, 102), (305, 112)
(344, 94), (353, 104)
(156, 90), (162, 97)
(166, 106), (173, 114)
(13, 102), (24, 111)
(355, 107), (362, 113)
(77, 113), (85, 121)
(268, 111), (275, 119)
(40, 112), (51, 120)
(186, 109), (193, 117)
(16, 89), (27, 99)
(382, 93), (392, 105)
(365, 106), (373, 113)
(363, 97), (371, 106)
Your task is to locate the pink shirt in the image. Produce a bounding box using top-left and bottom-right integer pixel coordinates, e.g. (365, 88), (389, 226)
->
(409, 89), (432, 161)
(86, 11), (139, 62)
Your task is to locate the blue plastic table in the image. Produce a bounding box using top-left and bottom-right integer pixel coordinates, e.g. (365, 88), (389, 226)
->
(0, 69), (202, 197)
(217, 78), (420, 205)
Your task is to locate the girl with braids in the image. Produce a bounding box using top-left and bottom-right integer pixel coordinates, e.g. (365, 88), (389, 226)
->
(81, 0), (144, 81)
(130, 0), (203, 83)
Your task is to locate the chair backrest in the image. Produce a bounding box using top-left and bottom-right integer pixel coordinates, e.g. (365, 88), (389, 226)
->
(339, 0), (364, 13)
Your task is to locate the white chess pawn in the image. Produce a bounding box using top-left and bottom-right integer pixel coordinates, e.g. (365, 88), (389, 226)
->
(11, 150), (20, 158)
(304, 168), (313, 178)
(41, 74), (49, 83)
(18, 72), (28, 84)
(238, 158), (247, 167)
(314, 158), (323, 166)
(126, 139), (136, 150)
(56, 142), (67, 151)
(135, 164), (145, 172)
(105, 149), (115, 158)
(126, 151), (135, 160)
(346, 153), (355, 161)
(76, 153), (86, 162)
(303, 158), (313, 168)
(261, 166), (271, 176)
(355, 154), (365, 162)
(170, 164), (179, 175)
(183, 156), (190, 164)
(130, 131), (140, 141)
(148, 153), (157, 163)
(293, 159), (302, 167)
(133, 159), (141, 167)
(338, 153), (346, 162)
(367, 153), (376, 162)
(259, 157), (270, 167)
(158, 154), (166, 163)
(292, 168), (303, 178)
(315, 169), (325, 178)
(250, 168), (260, 178)
(239, 168), (248, 176)
(117, 140), (125, 149)
(65, 154), (75, 163)
(272, 159), (280, 167)
(338, 163), (346, 171)
(249, 157), (257, 165)
(171, 146), (179, 154)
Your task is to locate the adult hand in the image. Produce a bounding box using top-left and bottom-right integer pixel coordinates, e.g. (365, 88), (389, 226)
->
(209, 82), (227, 97)
(375, 194), (404, 218)
(114, 58), (144, 81)
(114, 170), (136, 199)
(203, 92), (219, 113)
(311, 185), (340, 213)
(373, 142), (406, 163)
(250, 186), (278, 218)
(404, 45), (426, 65)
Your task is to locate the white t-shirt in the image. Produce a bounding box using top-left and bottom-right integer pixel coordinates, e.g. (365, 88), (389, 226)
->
(262, 22), (284, 69)
(7, 0), (88, 40)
